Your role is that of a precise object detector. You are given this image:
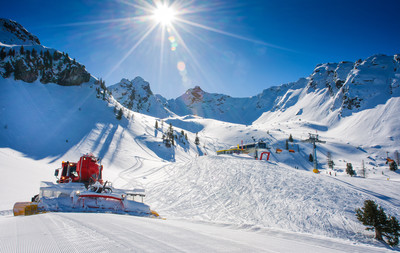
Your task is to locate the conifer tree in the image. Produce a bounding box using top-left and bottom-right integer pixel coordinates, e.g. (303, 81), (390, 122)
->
(309, 154), (313, 162)
(19, 45), (24, 55)
(346, 163), (355, 177)
(389, 161), (398, 171)
(31, 48), (37, 58)
(3, 62), (13, 78)
(155, 120), (159, 129)
(53, 51), (61, 61)
(0, 48), (6, 60)
(289, 134), (294, 142)
(386, 216), (400, 246)
(116, 108), (123, 120)
(14, 59), (26, 80)
(195, 132), (200, 145)
(327, 152), (335, 169)
(356, 200), (400, 246)
(163, 123), (175, 147)
(25, 50), (31, 61)
(168, 123), (175, 146)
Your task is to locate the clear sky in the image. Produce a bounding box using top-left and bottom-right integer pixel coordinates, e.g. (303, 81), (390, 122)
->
(1, 0), (400, 98)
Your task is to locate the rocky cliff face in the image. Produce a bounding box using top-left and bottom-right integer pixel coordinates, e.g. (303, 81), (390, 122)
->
(292, 54), (400, 116)
(0, 19), (91, 86)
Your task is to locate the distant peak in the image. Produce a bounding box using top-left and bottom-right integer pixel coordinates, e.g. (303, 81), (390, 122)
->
(192, 86), (203, 91)
(133, 76), (145, 82)
(186, 86), (204, 95)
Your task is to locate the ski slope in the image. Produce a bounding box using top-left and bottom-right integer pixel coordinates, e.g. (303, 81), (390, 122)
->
(1, 149), (398, 252)
(141, 155), (400, 245)
(1, 212), (391, 253)
(1, 77), (400, 251)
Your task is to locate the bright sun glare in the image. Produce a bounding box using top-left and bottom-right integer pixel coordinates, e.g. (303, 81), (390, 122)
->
(152, 5), (176, 26)
(105, 0), (274, 82)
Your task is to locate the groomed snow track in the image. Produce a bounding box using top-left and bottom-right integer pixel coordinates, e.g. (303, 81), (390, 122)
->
(0, 213), (391, 253)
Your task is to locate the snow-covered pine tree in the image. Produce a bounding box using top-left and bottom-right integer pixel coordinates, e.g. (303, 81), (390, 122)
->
(163, 123), (174, 147)
(360, 160), (366, 178)
(327, 152), (335, 169)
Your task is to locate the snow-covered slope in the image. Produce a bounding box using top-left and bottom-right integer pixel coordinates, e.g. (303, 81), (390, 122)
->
(144, 155), (400, 244)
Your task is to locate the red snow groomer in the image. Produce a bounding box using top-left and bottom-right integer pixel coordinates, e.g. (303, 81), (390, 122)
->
(14, 154), (159, 218)
(57, 154), (103, 184)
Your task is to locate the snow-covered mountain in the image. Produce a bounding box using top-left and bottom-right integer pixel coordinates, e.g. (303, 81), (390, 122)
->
(112, 54), (400, 128)
(0, 18), (40, 46)
(258, 54), (400, 122)
(108, 77), (173, 118)
(165, 86), (263, 124)
(0, 19), (91, 86)
(254, 54), (400, 151)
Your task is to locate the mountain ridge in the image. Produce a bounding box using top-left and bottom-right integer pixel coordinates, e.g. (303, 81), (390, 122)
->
(0, 18), (92, 86)
(0, 18), (40, 46)
(110, 53), (400, 126)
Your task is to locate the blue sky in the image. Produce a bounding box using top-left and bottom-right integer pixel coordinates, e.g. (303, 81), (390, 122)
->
(1, 0), (400, 98)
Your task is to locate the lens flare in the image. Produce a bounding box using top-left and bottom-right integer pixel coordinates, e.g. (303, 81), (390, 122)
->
(98, 0), (290, 89)
(177, 61), (186, 72)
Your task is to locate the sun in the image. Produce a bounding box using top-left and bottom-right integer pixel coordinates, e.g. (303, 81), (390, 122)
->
(152, 5), (176, 26)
